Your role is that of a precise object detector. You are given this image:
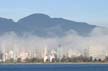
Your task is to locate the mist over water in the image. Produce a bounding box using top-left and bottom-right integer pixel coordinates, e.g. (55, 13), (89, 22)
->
(0, 27), (108, 59)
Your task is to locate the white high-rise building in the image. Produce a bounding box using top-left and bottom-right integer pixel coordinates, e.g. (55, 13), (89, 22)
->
(56, 45), (63, 60)
(43, 47), (48, 62)
(68, 49), (81, 58)
(89, 45), (106, 60)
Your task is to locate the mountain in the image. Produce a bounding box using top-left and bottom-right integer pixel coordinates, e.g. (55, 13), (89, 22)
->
(0, 18), (15, 34)
(0, 13), (96, 37)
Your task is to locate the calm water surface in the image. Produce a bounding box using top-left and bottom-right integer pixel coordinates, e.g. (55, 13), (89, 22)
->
(0, 64), (108, 71)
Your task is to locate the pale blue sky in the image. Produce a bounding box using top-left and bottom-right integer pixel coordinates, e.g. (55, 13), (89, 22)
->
(0, 0), (108, 26)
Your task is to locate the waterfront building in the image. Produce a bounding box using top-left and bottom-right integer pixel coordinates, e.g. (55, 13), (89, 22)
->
(49, 54), (55, 62)
(88, 46), (106, 61)
(67, 49), (81, 58)
(18, 51), (29, 62)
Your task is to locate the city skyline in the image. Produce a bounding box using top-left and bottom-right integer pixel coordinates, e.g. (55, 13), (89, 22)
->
(0, 44), (108, 63)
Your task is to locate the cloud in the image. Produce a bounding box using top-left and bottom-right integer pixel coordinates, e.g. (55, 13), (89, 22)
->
(0, 27), (108, 59)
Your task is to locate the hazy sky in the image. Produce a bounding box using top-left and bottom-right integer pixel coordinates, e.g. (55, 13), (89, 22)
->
(0, 0), (108, 26)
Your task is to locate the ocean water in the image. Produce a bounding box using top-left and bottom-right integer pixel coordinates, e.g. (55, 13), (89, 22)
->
(0, 64), (108, 71)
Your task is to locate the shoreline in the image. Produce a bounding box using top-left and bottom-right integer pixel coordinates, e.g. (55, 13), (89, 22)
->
(1, 62), (108, 65)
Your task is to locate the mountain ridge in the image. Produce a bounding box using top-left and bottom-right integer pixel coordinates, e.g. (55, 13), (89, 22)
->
(0, 13), (97, 37)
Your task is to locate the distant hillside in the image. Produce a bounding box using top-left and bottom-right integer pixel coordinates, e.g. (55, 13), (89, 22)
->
(0, 13), (96, 36)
